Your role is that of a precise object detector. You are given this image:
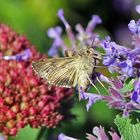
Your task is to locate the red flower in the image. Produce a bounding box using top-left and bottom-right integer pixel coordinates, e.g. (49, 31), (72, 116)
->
(0, 24), (73, 136)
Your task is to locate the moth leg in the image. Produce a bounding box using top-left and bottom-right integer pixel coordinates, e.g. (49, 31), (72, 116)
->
(93, 73), (108, 94)
(64, 50), (76, 57)
(77, 76), (90, 100)
(86, 74), (100, 94)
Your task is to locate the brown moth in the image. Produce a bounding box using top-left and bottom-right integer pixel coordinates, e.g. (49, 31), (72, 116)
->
(32, 46), (102, 93)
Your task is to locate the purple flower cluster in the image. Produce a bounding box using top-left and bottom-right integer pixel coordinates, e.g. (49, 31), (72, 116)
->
(100, 5), (140, 78)
(100, 6), (140, 109)
(101, 36), (138, 77)
(58, 126), (120, 140)
(47, 6), (140, 117)
(47, 9), (102, 57)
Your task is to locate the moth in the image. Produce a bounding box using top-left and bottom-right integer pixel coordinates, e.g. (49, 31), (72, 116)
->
(32, 46), (102, 94)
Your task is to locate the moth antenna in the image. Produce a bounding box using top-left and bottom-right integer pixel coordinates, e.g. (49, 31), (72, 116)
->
(94, 73), (108, 94)
(94, 65), (106, 68)
(100, 53), (106, 56)
(90, 37), (95, 47)
(86, 74), (101, 95)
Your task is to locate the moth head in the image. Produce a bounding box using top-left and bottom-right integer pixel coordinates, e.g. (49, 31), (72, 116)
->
(80, 47), (93, 55)
(80, 47), (101, 59)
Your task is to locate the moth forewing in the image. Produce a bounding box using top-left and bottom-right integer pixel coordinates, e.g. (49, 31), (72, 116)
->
(32, 59), (53, 79)
(32, 57), (80, 88)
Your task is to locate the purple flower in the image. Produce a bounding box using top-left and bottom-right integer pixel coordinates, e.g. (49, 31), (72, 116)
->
(76, 15), (101, 46)
(57, 9), (70, 29)
(119, 58), (135, 76)
(110, 79), (123, 89)
(128, 20), (137, 34)
(127, 6), (140, 49)
(47, 6), (140, 117)
(58, 126), (120, 140)
(86, 126), (121, 140)
(128, 20), (140, 35)
(100, 38), (119, 69)
(0, 135), (5, 140)
(104, 87), (126, 111)
(131, 78), (140, 103)
(58, 133), (78, 140)
(91, 126), (109, 140)
(98, 74), (114, 85)
(57, 9), (76, 50)
(3, 49), (32, 61)
(47, 26), (67, 56)
(86, 15), (102, 33)
(48, 26), (62, 38)
(103, 78), (140, 116)
(48, 9), (102, 56)
(136, 5), (140, 14)
(79, 87), (103, 111)
(108, 131), (121, 140)
(101, 36), (139, 77)
(102, 55), (116, 66)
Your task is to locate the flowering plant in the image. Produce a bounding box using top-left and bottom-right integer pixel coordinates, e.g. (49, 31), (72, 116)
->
(47, 6), (140, 140)
(0, 3), (140, 140)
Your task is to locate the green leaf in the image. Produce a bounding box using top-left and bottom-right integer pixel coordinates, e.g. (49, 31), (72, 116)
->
(90, 101), (116, 126)
(115, 115), (140, 140)
(120, 78), (135, 93)
(9, 126), (40, 140)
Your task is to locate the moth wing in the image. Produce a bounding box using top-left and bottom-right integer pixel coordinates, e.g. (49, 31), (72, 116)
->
(32, 57), (79, 88)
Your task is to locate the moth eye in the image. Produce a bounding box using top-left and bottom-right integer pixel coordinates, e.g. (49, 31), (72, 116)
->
(85, 49), (91, 54)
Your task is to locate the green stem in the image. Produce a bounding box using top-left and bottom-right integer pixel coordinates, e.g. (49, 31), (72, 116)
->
(36, 127), (53, 140)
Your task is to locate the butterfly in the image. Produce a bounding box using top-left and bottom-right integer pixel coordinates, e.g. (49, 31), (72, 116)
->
(32, 46), (103, 94)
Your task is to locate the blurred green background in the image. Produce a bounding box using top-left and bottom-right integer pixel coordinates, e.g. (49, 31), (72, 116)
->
(0, 0), (139, 139)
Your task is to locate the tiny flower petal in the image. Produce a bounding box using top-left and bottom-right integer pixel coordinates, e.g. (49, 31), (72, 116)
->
(47, 26), (67, 56)
(119, 61), (127, 67)
(131, 78), (140, 103)
(109, 88), (123, 100)
(87, 126), (120, 140)
(58, 133), (78, 140)
(134, 78), (140, 90)
(86, 15), (102, 33)
(131, 90), (140, 103)
(18, 48), (32, 60)
(92, 126), (109, 140)
(86, 133), (97, 140)
(80, 87), (103, 111)
(130, 47), (140, 55)
(57, 9), (76, 50)
(136, 5), (140, 14)
(111, 79), (123, 89)
(103, 56), (116, 66)
(57, 9), (69, 29)
(128, 20), (137, 33)
(108, 131), (121, 140)
(47, 26), (62, 38)
(128, 20), (140, 35)
(98, 74), (113, 85)
(48, 46), (59, 56)
(3, 49), (32, 61)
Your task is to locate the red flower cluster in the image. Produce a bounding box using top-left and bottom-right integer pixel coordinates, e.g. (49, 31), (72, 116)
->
(0, 24), (73, 136)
